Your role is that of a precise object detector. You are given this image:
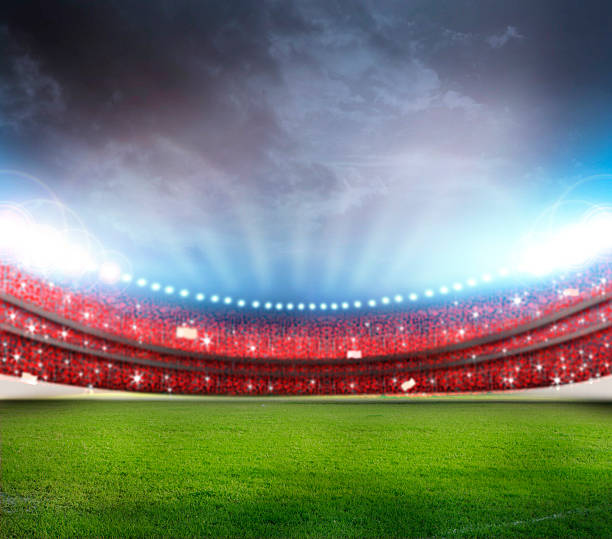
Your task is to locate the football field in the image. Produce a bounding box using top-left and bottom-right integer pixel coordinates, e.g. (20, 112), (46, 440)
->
(1, 399), (611, 537)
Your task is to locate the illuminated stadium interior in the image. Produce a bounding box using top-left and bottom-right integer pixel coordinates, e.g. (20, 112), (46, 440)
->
(1, 174), (612, 397)
(3, 4), (612, 537)
(1, 256), (611, 395)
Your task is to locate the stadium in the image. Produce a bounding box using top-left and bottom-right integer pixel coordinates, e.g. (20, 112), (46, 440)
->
(2, 261), (612, 396)
(1, 1), (612, 537)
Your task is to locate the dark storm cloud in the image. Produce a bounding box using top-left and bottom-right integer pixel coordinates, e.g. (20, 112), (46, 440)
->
(2, 0), (612, 298)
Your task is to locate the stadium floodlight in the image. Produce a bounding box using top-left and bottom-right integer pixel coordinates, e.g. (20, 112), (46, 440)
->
(196, 293), (204, 301)
(286, 303), (294, 310)
(453, 283), (463, 291)
(298, 303), (305, 310)
(309, 303), (316, 310)
(368, 299), (376, 307)
(237, 299), (245, 307)
(164, 285), (174, 294)
(499, 267), (509, 277)
(180, 289), (189, 297)
(224, 297), (232, 304)
(354, 300), (362, 308)
(394, 294), (403, 303)
(467, 278), (477, 287)
(265, 302), (272, 309)
(151, 282), (161, 291)
(381, 297), (390, 304)
(331, 302), (338, 310)
(425, 289), (434, 297)
(251, 300), (260, 308)
(275, 302), (283, 310)
(482, 273), (492, 282)
(136, 278), (147, 287)
(440, 286), (449, 294)
(211, 295), (219, 302)
(99, 261), (122, 285)
(121, 273), (132, 283)
(320, 303), (327, 310)
(341, 302), (349, 309)
(409, 293), (418, 301)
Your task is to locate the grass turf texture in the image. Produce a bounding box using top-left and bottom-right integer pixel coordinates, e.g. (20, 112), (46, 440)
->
(1, 399), (611, 537)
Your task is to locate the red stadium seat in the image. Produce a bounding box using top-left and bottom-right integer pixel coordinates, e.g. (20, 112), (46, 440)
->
(0, 261), (610, 395)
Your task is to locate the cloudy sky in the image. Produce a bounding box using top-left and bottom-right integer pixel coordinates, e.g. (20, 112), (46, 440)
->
(1, 0), (612, 301)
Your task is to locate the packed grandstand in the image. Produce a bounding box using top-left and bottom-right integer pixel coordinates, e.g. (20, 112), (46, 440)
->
(1, 261), (611, 395)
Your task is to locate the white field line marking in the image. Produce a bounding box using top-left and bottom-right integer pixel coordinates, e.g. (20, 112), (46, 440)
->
(445, 504), (611, 536)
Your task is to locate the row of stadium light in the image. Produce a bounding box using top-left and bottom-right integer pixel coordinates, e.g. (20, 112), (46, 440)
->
(119, 267), (513, 311)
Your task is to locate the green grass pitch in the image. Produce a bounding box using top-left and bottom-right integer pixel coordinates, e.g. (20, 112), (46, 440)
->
(1, 398), (611, 537)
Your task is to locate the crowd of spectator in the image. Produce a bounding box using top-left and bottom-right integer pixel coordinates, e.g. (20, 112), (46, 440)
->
(1, 262), (611, 360)
(0, 260), (611, 394)
(1, 324), (608, 395)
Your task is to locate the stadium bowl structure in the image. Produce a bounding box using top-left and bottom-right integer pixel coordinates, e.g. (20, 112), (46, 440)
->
(1, 262), (611, 396)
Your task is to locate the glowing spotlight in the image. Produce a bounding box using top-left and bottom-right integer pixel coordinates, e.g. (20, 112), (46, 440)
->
(252, 300), (260, 308)
(368, 299), (376, 307)
(98, 261), (122, 285)
(121, 274), (133, 283)
(425, 289), (434, 297)
(151, 282), (161, 291)
(512, 296), (522, 306)
(394, 294), (403, 303)
(211, 295), (219, 302)
(276, 302), (283, 310)
(164, 285), (174, 294)
(287, 303), (294, 310)
(136, 278), (147, 287)
(196, 293), (204, 301)
(309, 303), (316, 310)
(331, 303), (338, 310)
(482, 273), (492, 282)
(298, 303), (305, 310)
(381, 297), (390, 304)
(224, 297), (232, 304)
(341, 302), (349, 309)
(520, 211), (612, 276)
(467, 278), (477, 287)
(320, 303), (327, 310)
(439, 286), (449, 294)
(452, 283), (463, 291)
(354, 300), (362, 308)
(237, 299), (245, 307)
(265, 302), (272, 309)
(409, 293), (418, 301)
